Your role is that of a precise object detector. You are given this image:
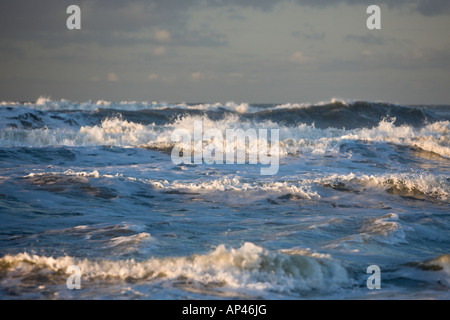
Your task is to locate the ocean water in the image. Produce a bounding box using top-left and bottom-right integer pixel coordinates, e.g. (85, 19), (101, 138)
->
(0, 97), (449, 299)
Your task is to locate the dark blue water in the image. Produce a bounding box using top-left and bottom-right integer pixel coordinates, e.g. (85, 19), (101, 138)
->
(0, 99), (449, 299)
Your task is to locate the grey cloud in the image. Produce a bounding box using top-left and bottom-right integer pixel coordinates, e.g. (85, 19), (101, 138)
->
(208, 0), (277, 12)
(409, 0), (450, 16)
(412, 45), (450, 69)
(0, 1), (191, 38)
(1, 0), (448, 45)
(292, 30), (326, 41)
(296, 0), (450, 15)
(345, 34), (387, 45)
(172, 29), (228, 47)
(319, 44), (450, 73)
(0, 0), (228, 51)
(210, 0), (450, 16)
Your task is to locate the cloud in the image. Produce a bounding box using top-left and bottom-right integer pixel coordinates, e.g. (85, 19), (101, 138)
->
(0, 0), (200, 48)
(411, 45), (450, 68)
(110, 28), (171, 44)
(292, 30), (325, 41)
(191, 72), (203, 82)
(154, 29), (171, 42)
(171, 28), (228, 47)
(1, 0), (449, 104)
(297, 0), (450, 16)
(329, 0), (450, 15)
(228, 72), (244, 78)
(289, 51), (310, 64)
(409, 0), (450, 16)
(190, 72), (216, 82)
(318, 43), (450, 73)
(107, 73), (119, 82)
(0, 0), (449, 42)
(345, 34), (387, 45)
(345, 34), (410, 47)
(0, 0), (447, 51)
(210, 0), (450, 16)
(153, 46), (167, 56)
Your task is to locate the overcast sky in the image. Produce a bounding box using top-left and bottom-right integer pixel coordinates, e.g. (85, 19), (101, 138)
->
(1, 0), (449, 104)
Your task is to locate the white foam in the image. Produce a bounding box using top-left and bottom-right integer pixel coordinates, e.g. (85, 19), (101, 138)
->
(422, 254), (450, 278)
(395, 254), (450, 290)
(25, 170), (101, 179)
(1, 97), (261, 113)
(22, 169), (448, 201)
(0, 97), (362, 113)
(143, 177), (320, 199)
(273, 98), (351, 110)
(356, 173), (449, 201)
(273, 171), (450, 202)
(109, 233), (153, 248)
(354, 118), (450, 158)
(24, 169), (320, 198)
(0, 242), (350, 294)
(1, 113), (448, 159)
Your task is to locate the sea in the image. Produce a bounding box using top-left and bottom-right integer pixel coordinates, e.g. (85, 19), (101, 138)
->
(0, 97), (449, 299)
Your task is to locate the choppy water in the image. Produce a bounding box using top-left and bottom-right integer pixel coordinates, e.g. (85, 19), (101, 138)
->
(0, 98), (449, 299)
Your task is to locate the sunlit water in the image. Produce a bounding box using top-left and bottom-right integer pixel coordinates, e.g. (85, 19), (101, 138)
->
(0, 99), (449, 299)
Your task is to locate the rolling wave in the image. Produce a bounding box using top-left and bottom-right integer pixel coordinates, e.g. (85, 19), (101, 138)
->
(1, 114), (448, 159)
(2, 98), (448, 128)
(0, 242), (350, 296)
(22, 170), (450, 202)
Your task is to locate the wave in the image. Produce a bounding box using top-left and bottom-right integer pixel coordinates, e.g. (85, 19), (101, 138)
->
(319, 172), (450, 202)
(253, 101), (447, 129)
(141, 172), (449, 202)
(1, 97), (352, 112)
(360, 213), (411, 245)
(1, 97), (448, 159)
(324, 213), (412, 250)
(36, 224), (155, 256)
(417, 254), (450, 276)
(142, 177), (320, 199)
(0, 242), (350, 296)
(23, 170), (321, 199)
(1, 97), (261, 113)
(1, 112), (449, 159)
(399, 254), (450, 290)
(22, 169), (449, 202)
(2, 98), (448, 127)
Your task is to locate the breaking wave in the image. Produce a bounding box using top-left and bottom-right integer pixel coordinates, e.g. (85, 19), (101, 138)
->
(22, 169), (449, 202)
(1, 113), (449, 159)
(0, 242), (350, 296)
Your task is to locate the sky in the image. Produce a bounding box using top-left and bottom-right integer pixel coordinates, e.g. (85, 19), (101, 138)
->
(0, 0), (449, 104)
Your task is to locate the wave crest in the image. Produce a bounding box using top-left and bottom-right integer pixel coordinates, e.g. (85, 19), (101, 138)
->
(0, 243), (350, 295)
